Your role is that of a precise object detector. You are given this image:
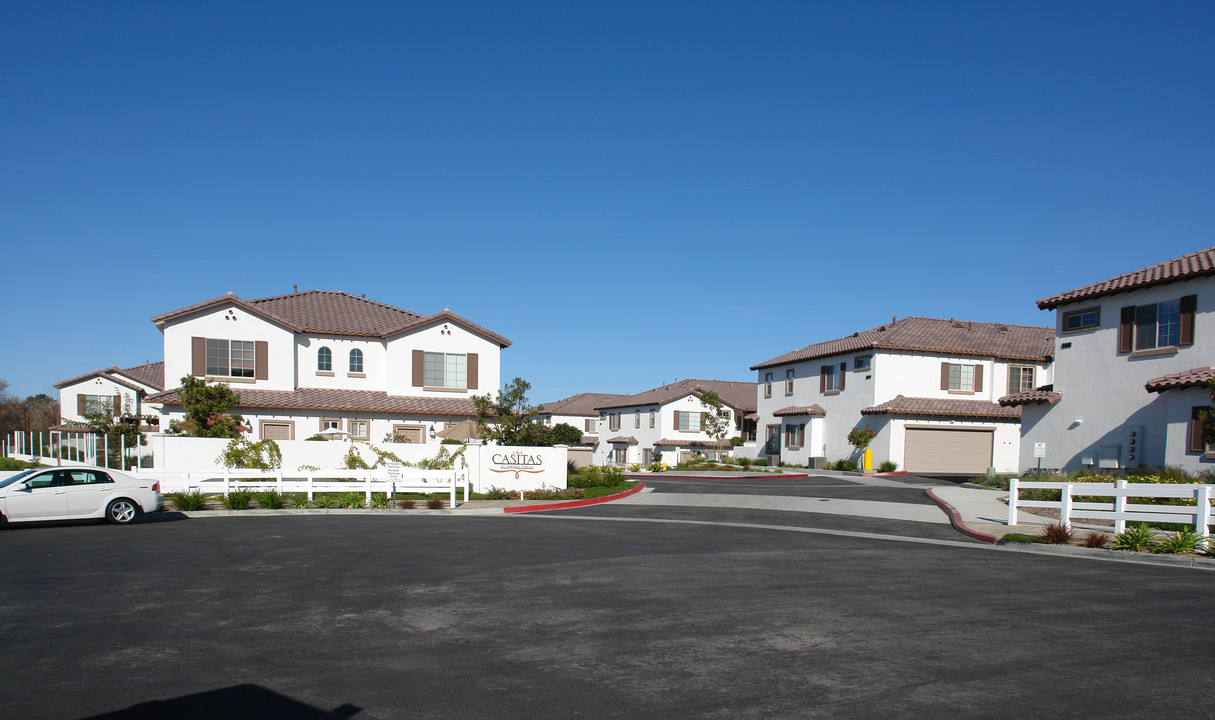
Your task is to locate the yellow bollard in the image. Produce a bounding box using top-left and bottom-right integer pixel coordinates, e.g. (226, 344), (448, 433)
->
(863, 449), (873, 471)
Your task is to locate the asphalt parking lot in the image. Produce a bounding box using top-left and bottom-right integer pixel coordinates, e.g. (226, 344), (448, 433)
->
(2, 474), (1214, 719)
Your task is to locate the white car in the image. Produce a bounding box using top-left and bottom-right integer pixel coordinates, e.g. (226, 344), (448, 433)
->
(0, 466), (164, 527)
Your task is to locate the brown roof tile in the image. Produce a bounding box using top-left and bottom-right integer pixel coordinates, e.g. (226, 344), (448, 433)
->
(539, 393), (630, 417)
(773, 405), (827, 417)
(143, 387), (478, 417)
(861, 395), (1021, 420)
(606, 436), (639, 445)
(1038, 246), (1215, 309)
(595, 379), (757, 413)
(151, 291), (510, 345)
(113, 361), (165, 391)
(752, 317), (1054, 370)
(1144, 366), (1215, 393)
(998, 388), (1062, 406)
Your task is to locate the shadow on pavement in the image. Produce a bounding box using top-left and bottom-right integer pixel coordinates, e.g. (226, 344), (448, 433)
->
(80, 684), (363, 720)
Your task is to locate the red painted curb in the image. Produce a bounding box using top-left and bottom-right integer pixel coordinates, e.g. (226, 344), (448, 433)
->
(923, 488), (998, 544)
(503, 481), (646, 514)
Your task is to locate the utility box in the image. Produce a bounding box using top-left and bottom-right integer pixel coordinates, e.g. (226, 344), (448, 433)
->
(1126, 427), (1144, 467)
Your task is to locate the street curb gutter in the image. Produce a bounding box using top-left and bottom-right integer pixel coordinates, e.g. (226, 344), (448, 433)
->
(923, 488), (998, 544)
(503, 481), (646, 514)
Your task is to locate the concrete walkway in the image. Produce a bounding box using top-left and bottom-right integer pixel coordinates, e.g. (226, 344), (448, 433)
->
(929, 484), (1109, 538)
(617, 486), (948, 524)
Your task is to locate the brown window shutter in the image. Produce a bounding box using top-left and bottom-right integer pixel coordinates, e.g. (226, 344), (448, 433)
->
(255, 341), (268, 380)
(700, 412), (707, 429)
(78, 396), (87, 415)
(1119, 306), (1135, 353)
(820, 366), (827, 392)
(1191, 407), (1207, 453)
(940, 362), (950, 390)
(113, 395), (122, 416)
(412, 350), (424, 387)
(973, 365), (983, 393)
(1180, 295), (1197, 346)
(192, 337), (205, 376)
(839, 363), (846, 391)
(467, 353), (479, 389)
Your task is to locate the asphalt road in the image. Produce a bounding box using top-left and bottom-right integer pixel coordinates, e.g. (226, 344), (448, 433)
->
(1, 474), (1213, 719)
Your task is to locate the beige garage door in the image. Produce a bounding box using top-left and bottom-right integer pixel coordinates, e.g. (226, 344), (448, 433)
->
(904, 428), (993, 474)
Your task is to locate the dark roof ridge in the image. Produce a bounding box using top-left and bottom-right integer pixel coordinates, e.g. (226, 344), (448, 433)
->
(1038, 246), (1215, 309)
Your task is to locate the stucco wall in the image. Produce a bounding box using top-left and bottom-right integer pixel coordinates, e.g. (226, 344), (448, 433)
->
(1019, 275), (1215, 472)
(385, 321), (502, 399)
(162, 304), (298, 392)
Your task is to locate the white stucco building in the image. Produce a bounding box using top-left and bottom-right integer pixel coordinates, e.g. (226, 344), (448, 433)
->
(592, 379), (757, 466)
(536, 392), (628, 446)
(139, 290), (510, 445)
(54, 362), (165, 428)
(1002, 247), (1215, 474)
(750, 317), (1055, 473)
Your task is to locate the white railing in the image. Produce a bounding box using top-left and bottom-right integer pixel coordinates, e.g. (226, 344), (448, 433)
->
(1009, 478), (1215, 536)
(6, 430), (152, 470)
(134, 468), (465, 507)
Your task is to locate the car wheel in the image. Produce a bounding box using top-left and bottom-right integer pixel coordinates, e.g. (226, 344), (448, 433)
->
(106, 498), (140, 525)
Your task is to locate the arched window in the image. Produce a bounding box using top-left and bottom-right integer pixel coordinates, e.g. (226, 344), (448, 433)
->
(317, 346), (332, 372)
(349, 348), (364, 374)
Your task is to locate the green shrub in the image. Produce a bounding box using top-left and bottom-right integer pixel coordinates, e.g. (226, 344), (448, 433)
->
(877, 461), (899, 473)
(256, 491), (286, 509)
(1110, 523), (1157, 552)
(628, 463), (641, 472)
(1153, 529), (1205, 554)
(369, 493), (393, 509)
(583, 481), (638, 499)
(304, 434), (327, 441)
(0, 457), (41, 471)
(752, 458), (767, 467)
(646, 461), (664, 472)
(568, 465), (626, 489)
(523, 487), (584, 500)
(1000, 533), (1038, 544)
(168, 490), (209, 511)
(313, 495), (337, 508)
(220, 490), (254, 510)
(481, 486), (518, 500)
(289, 494), (310, 508)
(337, 492), (366, 509)
(834, 459), (859, 472)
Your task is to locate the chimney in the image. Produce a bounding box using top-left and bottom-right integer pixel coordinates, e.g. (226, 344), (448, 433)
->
(293, 284), (298, 293)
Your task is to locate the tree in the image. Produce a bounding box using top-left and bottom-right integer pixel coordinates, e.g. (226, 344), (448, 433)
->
(170, 376), (246, 438)
(698, 390), (732, 461)
(550, 422), (583, 446)
(473, 377), (551, 446)
(65, 397), (146, 469)
(0, 379), (61, 440)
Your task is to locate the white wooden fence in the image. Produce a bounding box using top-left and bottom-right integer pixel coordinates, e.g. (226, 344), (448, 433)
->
(132, 468), (465, 507)
(1009, 478), (1215, 536)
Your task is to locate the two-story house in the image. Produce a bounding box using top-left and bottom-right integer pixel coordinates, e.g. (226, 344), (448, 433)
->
(592, 379), (757, 466)
(536, 393), (628, 446)
(1002, 246), (1215, 473)
(54, 361), (165, 428)
(140, 290), (510, 444)
(751, 317), (1055, 473)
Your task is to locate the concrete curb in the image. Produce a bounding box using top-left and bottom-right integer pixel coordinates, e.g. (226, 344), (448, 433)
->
(503, 481), (646, 514)
(626, 473), (811, 480)
(995, 540), (1215, 570)
(923, 488), (999, 544)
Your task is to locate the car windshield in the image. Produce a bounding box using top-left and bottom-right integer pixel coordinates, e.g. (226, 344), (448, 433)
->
(0, 470), (37, 489)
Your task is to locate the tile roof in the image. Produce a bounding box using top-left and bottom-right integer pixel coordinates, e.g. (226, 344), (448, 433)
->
(606, 436), (638, 445)
(752, 317), (1054, 370)
(655, 438), (733, 448)
(773, 405), (827, 417)
(595, 379), (758, 413)
(143, 387), (478, 417)
(861, 395), (1021, 420)
(538, 392), (629, 417)
(112, 361), (165, 391)
(53, 369), (145, 393)
(998, 388), (1062, 406)
(1144, 366), (1215, 394)
(1038, 247), (1215, 310)
(150, 290), (510, 346)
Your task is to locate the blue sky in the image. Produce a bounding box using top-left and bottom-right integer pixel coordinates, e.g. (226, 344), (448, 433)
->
(3, 1), (1213, 405)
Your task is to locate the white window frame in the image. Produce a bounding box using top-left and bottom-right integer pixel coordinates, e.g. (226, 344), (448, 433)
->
(676, 411), (702, 432)
(823, 364), (841, 393)
(948, 363), (976, 393)
(349, 348), (364, 374)
(348, 420), (369, 440)
(785, 369), (795, 396)
(317, 347), (333, 372)
(764, 372), (773, 398)
(1007, 365), (1035, 394)
(1135, 300), (1181, 351)
(424, 352), (467, 389)
(206, 339), (255, 378)
(1062, 307), (1100, 333)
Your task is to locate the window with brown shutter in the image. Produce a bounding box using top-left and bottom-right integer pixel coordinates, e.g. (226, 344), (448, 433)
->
(839, 363), (846, 391)
(1119, 306), (1135, 353)
(1191, 407), (1209, 453)
(192, 337), (206, 376)
(973, 365), (983, 393)
(467, 353), (479, 389)
(940, 362), (950, 391)
(412, 350), (424, 387)
(1180, 295), (1197, 346)
(255, 341), (268, 380)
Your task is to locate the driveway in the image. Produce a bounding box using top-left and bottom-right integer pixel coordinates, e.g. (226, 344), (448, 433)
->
(2, 487), (1214, 719)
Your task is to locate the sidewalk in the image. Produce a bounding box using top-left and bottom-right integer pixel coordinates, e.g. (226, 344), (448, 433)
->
(927, 484), (1109, 541)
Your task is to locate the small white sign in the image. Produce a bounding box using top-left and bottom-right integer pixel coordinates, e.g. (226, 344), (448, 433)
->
(1033, 442), (1046, 459)
(386, 462), (402, 483)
